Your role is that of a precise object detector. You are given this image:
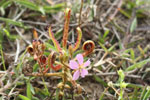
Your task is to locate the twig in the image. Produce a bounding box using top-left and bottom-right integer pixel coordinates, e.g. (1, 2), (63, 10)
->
(20, 20), (49, 26)
(15, 27), (31, 45)
(7, 66), (13, 84)
(88, 72), (141, 79)
(0, 75), (22, 93)
(34, 28), (49, 39)
(13, 9), (26, 21)
(14, 39), (20, 63)
(109, 0), (123, 20)
(104, 0), (123, 25)
(78, 0), (84, 27)
(26, 72), (63, 77)
(0, 71), (7, 74)
(102, 0), (119, 18)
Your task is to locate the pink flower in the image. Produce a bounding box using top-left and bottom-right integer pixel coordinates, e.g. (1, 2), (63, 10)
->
(69, 54), (91, 80)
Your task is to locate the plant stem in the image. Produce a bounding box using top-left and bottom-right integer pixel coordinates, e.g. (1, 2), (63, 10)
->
(0, 46), (6, 71)
(27, 72), (63, 77)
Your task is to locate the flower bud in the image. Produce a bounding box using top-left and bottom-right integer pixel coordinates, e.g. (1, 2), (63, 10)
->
(33, 28), (38, 39)
(59, 91), (64, 96)
(108, 81), (113, 87)
(64, 84), (71, 89)
(57, 82), (64, 89)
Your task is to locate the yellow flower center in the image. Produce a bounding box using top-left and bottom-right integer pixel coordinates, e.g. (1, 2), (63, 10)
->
(78, 63), (84, 72)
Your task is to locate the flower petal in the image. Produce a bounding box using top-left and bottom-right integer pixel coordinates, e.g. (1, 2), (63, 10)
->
(81, 69), (88, 78)
(73, 70), (80, 80)
(83, 59), (91, 67)
(69, 60), (78, 69)
(76, 54), (83, 65)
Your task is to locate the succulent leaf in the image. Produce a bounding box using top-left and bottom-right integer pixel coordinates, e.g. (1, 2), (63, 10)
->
(82, 40), (95, 56)
(73, 27), (82, 52)
(48, 27), (62, 52)
(48, 51), (62, 71)
(62, 8), (71, 49)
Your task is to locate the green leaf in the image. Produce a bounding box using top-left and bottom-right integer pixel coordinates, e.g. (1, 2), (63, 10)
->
(119, 9), (131, 18)
(136, 0), (140, 5)
(3, 28), (10, 37)
(99, 30), (109, 44)
(93, 75), (107, 87)
(117, 69), (125, 82)
(103, 30), (109, 39)
(40, 78), (50, 96)
(127, 83), (143, 88)
(32, 96), (40, 100)
(0, 0), (12, 15)
(0, 29), (3, 44)
(0, 17), (24, 27)
(108, 44), (116, 52)
(45, 42), (56, 51)
(15, 0), (46, 14)
(33, 63), (39, 72)
(130, 48), (135, 60)
(38, 6), (45, 15)
(43, 3), (64, 13)
(0, 45), (6, 70)
(27, 81), (32, 99)
(18, 94), (30, 100)
(30, 83), (35, 95)
(130, 17), (137, 33)
(99, 92), (105, 100)
(99, 35), (104, 44)
(15, 0), (38, 11)
(126, 59), (150, 71)
(143, 87), (150, 100)
(1, 0), (12, 9)
(34, 87), (49, 99)
(132, 87), (138, 100)
(0, 0), (6, 6)
(140, 87), (147, 100)
(55, 89), (59, 100)
(15, 0), (64, 14)
(98, 42), (108, 52)
(3, 28), (18, 40)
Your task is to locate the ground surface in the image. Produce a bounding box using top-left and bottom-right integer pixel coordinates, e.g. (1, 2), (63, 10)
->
(0, 0), (150, 100)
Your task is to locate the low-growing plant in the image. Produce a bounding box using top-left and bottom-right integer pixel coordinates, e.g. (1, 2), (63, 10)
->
(26, 8), (95, 99)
